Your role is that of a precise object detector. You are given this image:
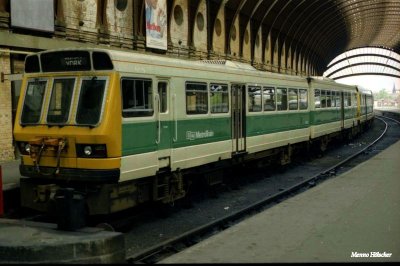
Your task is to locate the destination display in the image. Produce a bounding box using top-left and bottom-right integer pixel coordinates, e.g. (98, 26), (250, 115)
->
(24, 51), (114, 73)
(41, 51), (91, 72)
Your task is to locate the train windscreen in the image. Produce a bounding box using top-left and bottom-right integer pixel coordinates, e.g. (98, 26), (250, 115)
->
(47, 78), (75, 124)
(76, 78), (107, 126)
(21, 79), (47, 124)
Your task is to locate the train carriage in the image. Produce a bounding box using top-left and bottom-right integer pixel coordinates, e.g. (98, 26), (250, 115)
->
(307, 77), (359, 149)
(13, 48), (373, 217)
(357, 87), (374, 129)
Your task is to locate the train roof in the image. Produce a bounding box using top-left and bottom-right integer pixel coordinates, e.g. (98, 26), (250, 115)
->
(308, 76), (336, 83)
(357, 86), (373, 95)
(28, 47), (307, 83)
(308, 77), (373, 94)
(307, 76), (359, 91)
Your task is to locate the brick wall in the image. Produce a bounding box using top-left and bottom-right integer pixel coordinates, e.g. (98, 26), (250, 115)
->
(105, 0), (134, 48)
(0, 51), (14, 161)
(170, 0), (189, 56)
(212, 7), (225, 57)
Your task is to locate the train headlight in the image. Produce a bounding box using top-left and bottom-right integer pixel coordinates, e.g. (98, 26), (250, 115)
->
(25, 144), (31, 153)
(76, 144), (107, 158)
(83, 146), (92, 156)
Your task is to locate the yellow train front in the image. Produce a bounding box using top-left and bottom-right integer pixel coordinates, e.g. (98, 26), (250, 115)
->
(14, 49), (123, 215)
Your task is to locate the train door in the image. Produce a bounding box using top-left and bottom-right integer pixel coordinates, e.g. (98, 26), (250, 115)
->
(156, 79), (172, 168)
(340, 91), (345, 129)
(231, 83), (246, 154)
(10, 74), (23, 159)
(363, 94), (367, 120)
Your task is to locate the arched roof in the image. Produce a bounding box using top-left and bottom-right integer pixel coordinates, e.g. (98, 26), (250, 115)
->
(214, 0), (400, 75)
(323, 47), (400, 80)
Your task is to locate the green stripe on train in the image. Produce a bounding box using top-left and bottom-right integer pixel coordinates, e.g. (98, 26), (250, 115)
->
(246, 112), (310, 136)
(310, 108), (357, 125)
(122, 108), (359, 156)
(122, 117), (231, 156)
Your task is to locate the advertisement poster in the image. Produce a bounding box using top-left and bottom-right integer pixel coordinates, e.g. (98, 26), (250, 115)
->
(145, 0), (168, 50)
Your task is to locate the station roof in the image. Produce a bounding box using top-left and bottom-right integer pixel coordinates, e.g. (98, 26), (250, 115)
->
(221, 0), (400, 72)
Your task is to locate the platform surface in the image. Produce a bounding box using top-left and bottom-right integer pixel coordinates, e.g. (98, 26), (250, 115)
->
(160, 140), (400, 263)
(0, 219), (125, 263)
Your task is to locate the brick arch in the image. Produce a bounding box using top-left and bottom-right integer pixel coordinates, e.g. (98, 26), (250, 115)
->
(211, 3), (226, 57)
(191, 0), (207, 57)
(169, 0), (188, 55)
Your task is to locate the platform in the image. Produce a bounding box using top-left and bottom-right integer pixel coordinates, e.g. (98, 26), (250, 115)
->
(0, 160), (126, 264)
(0, 159), (20, 191)
(0, 218), (125, 263)
(160, 140), (400, 263)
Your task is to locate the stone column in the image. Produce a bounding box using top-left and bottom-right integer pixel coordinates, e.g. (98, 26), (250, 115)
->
(0, 50), (14, 161)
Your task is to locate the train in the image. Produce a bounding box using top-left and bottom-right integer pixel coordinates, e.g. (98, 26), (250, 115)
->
(13, 48), (374, 218)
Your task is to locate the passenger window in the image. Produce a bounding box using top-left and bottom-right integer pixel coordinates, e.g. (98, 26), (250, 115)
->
(276, 88), (287, 111)
(210, 84), (229, 113)
(334, 91), (340, 107)
(263, 87), (275, 111)
(158, 82), (168, 113)
(347, 93), (352, 107)
(367, 95), (373, 107)
(326, 90), (332, 107)
(248, 86), (262, 112)
(299, 89), (308, 110)
(121, 78), (153, 117)
(314, 89), (321, 108)
(321, 90), (326, 108)
(186, 82), (208, 114)
(288, 88), (298, 110)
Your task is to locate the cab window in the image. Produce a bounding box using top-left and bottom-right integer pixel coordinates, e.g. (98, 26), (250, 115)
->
(76, 77), (107, 125)
(21, 79), (47, 124)
(47, 78), (75, 124)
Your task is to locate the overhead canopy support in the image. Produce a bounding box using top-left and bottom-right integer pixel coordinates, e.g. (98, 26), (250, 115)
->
(323, 47), (400, 80)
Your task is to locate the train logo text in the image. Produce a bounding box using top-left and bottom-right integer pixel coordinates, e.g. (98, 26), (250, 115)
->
(186, 130), (215, 141)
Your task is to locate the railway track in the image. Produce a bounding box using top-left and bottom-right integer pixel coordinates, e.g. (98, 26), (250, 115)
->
(126, 115), (400, 264)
